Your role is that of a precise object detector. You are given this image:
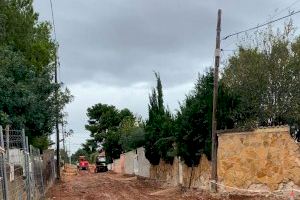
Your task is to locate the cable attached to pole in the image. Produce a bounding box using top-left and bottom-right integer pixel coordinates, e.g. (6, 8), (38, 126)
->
(223, 10), (300, 40)
(49, 0), (57, 40)
(50, 0), (60, 180)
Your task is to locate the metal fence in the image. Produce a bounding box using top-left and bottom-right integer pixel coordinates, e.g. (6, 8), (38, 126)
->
(0, 125), (56, 200)
(30, 145), (45, 199)
(41, 149), (56, 195)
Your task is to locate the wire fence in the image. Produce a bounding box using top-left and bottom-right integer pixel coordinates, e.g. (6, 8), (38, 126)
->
(0, 125), (57, 200)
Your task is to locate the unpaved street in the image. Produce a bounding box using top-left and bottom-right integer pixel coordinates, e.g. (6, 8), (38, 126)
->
(47, 171), (205, 200)
(46, 170), (284, 200)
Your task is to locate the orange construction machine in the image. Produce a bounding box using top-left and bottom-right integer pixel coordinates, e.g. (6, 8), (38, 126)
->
(78, 156), (89, 170)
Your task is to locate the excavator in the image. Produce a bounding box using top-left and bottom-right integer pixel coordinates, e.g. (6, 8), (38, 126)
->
(78, 156), (89, 170)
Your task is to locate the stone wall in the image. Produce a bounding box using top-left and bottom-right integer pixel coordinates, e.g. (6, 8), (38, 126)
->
(150, 157), (180, 186)
(218, 126), (300, 191)
(182, 155), (211, 189)
(111, 126), (300, 192)
(150, 156), (211, 189)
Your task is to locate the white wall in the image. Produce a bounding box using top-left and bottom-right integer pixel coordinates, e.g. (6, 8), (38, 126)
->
(136, 147), (150, 178)
(124, 150), (135, 174)
(114, 147), (151, 178)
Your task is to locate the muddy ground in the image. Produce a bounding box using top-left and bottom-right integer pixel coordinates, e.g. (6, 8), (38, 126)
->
(46, 170), (287, 200)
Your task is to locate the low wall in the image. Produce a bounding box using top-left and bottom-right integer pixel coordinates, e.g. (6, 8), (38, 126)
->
(150, 155), (211, 189)
(112, 158), (119, 172)
(112, 126), (300, 193)
(112, 147), (151, 177)
(113, 148), (211, 188)
(112, 154), (125, 174)
(136, 147), (150, 177)
(218, 126), (300, 192)
(150, 157), (180, 186)
(124, 150), (135, 174)
(182, 155), (211, 189)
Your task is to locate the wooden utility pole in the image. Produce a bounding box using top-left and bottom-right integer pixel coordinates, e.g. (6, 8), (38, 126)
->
(55, 55), (60, 180)
(211, 9), (222, 192)
(62, 120), (65, 152)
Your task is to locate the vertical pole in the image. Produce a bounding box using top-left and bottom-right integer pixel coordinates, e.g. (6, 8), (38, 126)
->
(55, 53), (60, 180)
(38, 149), (45, 198)
(69, 140), (71, 164)
(29, 145), (36, 198)
(211, 9), (222, 193)
(22, 130), (31, 200)
(5, 125), (9, 163)
(62, 121), (65, 153)
(0, 126), (9, 200)
(51, 153), (56, 181)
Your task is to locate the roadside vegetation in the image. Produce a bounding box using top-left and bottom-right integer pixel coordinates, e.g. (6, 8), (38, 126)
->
(0, 0), (72, 150)
(75, 22), (300, 167)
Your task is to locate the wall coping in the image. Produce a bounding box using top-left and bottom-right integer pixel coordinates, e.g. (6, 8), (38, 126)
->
(217, 125), (290, 137)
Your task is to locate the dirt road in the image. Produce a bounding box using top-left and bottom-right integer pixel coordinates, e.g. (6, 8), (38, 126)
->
(46, 171), (285, 200)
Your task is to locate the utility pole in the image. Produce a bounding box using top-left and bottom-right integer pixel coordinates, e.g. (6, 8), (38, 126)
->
(62, 120), (65, 152)
(55, 54), (60, 180)
(5, 125), (9, 163)
(69, 140), (71, 164)
(211, 9), (222, 193)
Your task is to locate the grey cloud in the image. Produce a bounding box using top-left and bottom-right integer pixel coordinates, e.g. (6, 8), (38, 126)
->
(35, 0), (297, 88)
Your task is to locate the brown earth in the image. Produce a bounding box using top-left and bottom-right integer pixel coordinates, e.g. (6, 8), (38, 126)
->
(46, 168), (286, 200)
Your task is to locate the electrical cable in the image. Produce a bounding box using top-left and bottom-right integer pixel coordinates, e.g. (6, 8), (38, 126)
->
(223, 10), (300, 40)
(49, 0), (62, 83)
(271, 0), (300, 19)
(49, 0), (57, 40)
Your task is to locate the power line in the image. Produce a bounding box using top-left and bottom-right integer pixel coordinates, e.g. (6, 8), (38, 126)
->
(49, 0), (57, 40)
(50, 0), (60, 180)
(271, 0), (300, 19)
(49, 0), (63, 83)
(49, 0), (61, 83)
(223, 10), (300, 40)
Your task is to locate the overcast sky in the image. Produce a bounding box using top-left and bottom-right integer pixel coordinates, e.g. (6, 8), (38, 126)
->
(33, 0), (300, 153)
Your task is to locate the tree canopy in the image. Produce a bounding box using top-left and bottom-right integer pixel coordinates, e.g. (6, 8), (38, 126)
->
(223, 24), (300, 127)
(145, 73), (175, 165)
(85, 103), (144, 161)
(175, 70), (240, 166)
(0, 0), (72, 149)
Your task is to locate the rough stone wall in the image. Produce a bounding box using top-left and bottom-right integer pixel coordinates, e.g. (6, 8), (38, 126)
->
(218, 126), (300, 191)
(136, 147), (150, 177)
(150, 156), (211, 188)
(182, 155), (211, 189)
(150, 157), (180, 186)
